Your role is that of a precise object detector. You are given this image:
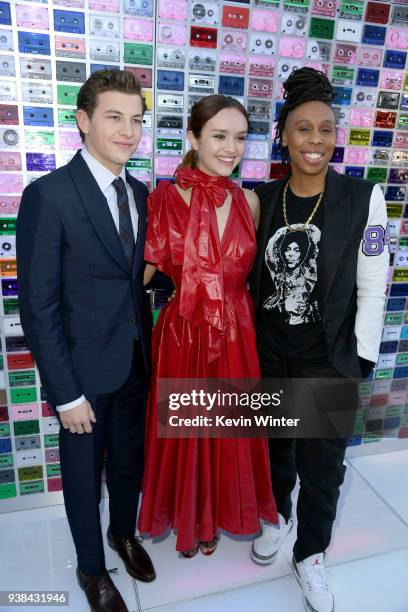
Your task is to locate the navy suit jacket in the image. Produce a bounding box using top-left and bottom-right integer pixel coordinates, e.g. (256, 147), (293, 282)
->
(16, 150), (152, 406)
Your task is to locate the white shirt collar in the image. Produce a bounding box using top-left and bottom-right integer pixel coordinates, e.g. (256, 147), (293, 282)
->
(81, 147), (127, 194)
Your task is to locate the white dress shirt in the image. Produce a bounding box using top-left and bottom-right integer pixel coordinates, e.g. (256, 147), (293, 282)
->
(56, 147), (139, 413)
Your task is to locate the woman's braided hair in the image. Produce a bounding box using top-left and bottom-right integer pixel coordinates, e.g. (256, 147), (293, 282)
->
(274, 67), (335, 164)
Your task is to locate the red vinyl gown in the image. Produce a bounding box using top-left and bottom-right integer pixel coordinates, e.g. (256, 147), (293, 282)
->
(138, 175), (277, 551)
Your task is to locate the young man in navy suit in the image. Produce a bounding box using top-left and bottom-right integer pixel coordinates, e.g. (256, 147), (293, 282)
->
(17, 70), (155, 612)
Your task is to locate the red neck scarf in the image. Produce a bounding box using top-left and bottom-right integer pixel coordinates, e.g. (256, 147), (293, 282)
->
(175, 165), (235, 363)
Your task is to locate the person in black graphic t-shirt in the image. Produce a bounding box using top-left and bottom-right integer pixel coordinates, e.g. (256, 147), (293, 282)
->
(249, 68), (389, 612)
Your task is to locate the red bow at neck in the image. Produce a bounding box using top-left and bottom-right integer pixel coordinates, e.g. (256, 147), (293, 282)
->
(175, 165), (234, 363)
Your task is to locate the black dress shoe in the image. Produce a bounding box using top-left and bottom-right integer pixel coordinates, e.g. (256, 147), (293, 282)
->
(107, 526), (156, 582)
(77, 567), (128, 612)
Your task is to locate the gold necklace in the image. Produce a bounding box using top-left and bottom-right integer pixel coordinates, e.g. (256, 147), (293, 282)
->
(282, 181), (324, 232)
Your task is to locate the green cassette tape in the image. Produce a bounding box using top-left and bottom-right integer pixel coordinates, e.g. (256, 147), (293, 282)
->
(18, 465), (43, 482)
(0, 218), (17, 235)
(124, 43), (153, 65)
(58, 107), (77, 128)
(126, 158), (152, 172)
(332, 66), (355, 85)
(44, 434), (59, 447)
(386, 405), (403, 417)
(385, 312), (404, 325)
(156, 138), (183, 154)
(9, 371), (36, 388)
(46, 464), (61, 477)
(3, 299), (19, 315)
(309, 17), (335, 40)
(396, 353), (408, 366)
(10, 387), (37, 404)
(20, 480), (44, 495)
(375, 368), (393, 380)
(399, 237), (408, 249)
(402, 415), (408, 427)
(348, 129), (370, 146)
(398, 114), (408, 130)
(0, 355), (3, 371)
(13, 419), (40, 436)
(0, 423), (10, 437)
(386, 203), (403, 219)
(404, 74), (408, 92)
(366, 167), (387, 183)
(340, 0), (364, 19)
(352, 420), (365, 435)
(359, 382), (373, 395)
(363, 433), (382, 444)
(393, 268), (408, 282)
(256, 0), (280, 5)
(283, 0), (310, 10)
(57, 84), (80, 106)
(0, 482), (16, 499)
(24, 129), (54, 149)
(0, 454), (13, 468)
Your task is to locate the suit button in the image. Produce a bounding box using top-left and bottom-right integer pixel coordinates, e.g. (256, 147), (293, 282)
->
(128, 319), (135, 326)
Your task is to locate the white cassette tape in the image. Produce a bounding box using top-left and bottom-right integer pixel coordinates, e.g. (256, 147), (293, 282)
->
(191, 0), (219, 25)
(0, 30), (13, 52)
(0, 55), (15, 78)
(0, 79), (17, 102)
(90, 13), (120, 38)
(250, 32), (276, 55)
(278, 59), (301, 79)
(157, 47), (185, 70)
(158, 22), (187, 46)
(0, 128), (20, 149)
(281, 12), (307, 36)
(244, 139), (269, 159)
(90, 39), (120, 62)
(336, 19), (363, 44)
(15, 450), (42, 469)
(188, 74), (215, 94)
(3, 317), (23, 336)
(157, 94), (184, 114)
(0, 235), (16, 258)
(21, 82), (53, 105)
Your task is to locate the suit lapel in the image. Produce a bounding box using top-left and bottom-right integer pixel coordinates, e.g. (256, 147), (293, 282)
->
(67, 151), (129, 273)
(317, 167), (351, 308)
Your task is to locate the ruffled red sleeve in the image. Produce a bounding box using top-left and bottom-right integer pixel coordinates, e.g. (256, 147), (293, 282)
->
(144, 182), (170, 272)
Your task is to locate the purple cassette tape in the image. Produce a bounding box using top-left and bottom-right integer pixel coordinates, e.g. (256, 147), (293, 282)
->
(345, 146), (369, 165)
(387, 28), (408, 51)
(0, 195), (21, 214)
(0, 152), (22, 171)
(358, 46), (382, 68)
(350, 108), (374, 128)
(59, 131), (82, 150)
(154, 156), (180, 175)
(0, 173), (23, 193)
(26, 152), (56, 172)
(16, 4), (49, 30)
(125, 18), (153, 42)
(159, 0), (187, 21)
(89, 0), (120, 12)
(1, 279), (18, 297)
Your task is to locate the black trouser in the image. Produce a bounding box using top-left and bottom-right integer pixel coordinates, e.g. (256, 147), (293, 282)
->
(58, 342), (148, 576)
(258, 337), (350, 563)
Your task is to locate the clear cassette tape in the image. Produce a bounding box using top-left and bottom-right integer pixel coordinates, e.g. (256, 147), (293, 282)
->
(222, 30), (247, 53)
(188, 74), (215, 94)
(20, 57), (52, 80)
(158, 0), (187, 21)
(190, 1), (219, 25)
(124, 0), (153, 17)
(306, 39), (331, 61)
(280, 12), (307, 36)
(189, 49), (216, 72)
(89, 13), (120, 38)
(157, 93), (184, 114)
(0, 80), (17, 103)
(250, 32), (276, 55)
(158, 22), (187, 46)
(0, 55), (15, 78)
(244, 139), (269, 159)
(277, 59), (301, 79)
(21, 81), (53, 104)
(353, 87), (376, 108)
(247, 99), (271, 121)
(157, 47), (185, 70)
(0, 30), (13, 53)
(90, 40), (120, 62)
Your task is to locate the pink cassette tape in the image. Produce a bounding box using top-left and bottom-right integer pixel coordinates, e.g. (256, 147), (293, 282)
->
(349, 108), (374, 128)
(248, 78), (273, 99)
(251, 9), (279, 33)
(55, 36), (86, 58)
(0, 152), (22, 171)
(244, 140), (268, 159)
(155, 156), (180, 175)
(45, 447), (60, 463)
(380, 70), (404, 91)
(0, 195), (21, 214)
(158, 23), (187, 46)
(241, 160), (268, 180)
(345, 147), (368, 165)
(16, 4), (49, 30)
(59, 131), (82, 150)
(47, 477), (63, 492)
(124, 18), (153, 42)
(12, 404), (39, 421)
(138, 134), (152, 156)
(222, 30), (247, 53)
(158, 0), (187, 21)
(336, 127), (347, 146)
(304, 61), (325, 73)
(334, 43), (356, 65)
(0, 174), (23, 194)
(278, 37), (305, 59)
(311, 0), (337, 18)
(219, 53), (245, 75)
(331, 164), (344, 174)
(395, 132), (408, 150)
(275, 81), (285, 100)
(358, 47), (382, 68)
(42, 402), (55, 417)
(89, 0), (120, 12)
(248, 55), (274, 78)
(54, 0), (84, 6)
(387, 28), (408, 51)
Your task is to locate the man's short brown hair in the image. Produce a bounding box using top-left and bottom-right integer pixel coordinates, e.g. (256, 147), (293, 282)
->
(76, 69), (146, 141)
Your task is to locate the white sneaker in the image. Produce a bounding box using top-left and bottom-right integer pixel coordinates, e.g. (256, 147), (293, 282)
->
(251, 513), (294, 565)
(292, 552), (334, 612)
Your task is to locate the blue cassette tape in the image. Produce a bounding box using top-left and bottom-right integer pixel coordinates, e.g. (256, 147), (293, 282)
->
(333, 86), (352, 106)
(274, 100), (284, 121)
(157, 70), (184, 91)
(219, 75), (245, 96)
(23, 106), (54, 127)
(379, 341), (399, 354)
(90, 63), (120, 74)
(357, 68), (379, 88)
(372, 130), (393, 147)
(53, 10), (85, 34)
(383, 50), (407, 70)
(387, 298), (406, 312)
(345, 166), (364, 178)
(362, 24), (386, 46)
(0, 2), (11, 26)
(393, 366), (408, 379)
(0, 438), (12, 454)
(390, 283), (408, 297)
(18, 32), (51, 56)
(385, 186), (406, 202)
(401, 94), (408, 112)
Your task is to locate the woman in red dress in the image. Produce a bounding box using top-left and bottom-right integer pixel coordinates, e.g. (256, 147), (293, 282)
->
(139, 95), (277, 556)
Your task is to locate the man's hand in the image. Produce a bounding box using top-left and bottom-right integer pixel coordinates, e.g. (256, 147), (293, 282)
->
(60, 400), (96, 434)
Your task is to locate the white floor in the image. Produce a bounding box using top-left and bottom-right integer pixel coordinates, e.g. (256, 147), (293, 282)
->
(1, 449), (408, 612)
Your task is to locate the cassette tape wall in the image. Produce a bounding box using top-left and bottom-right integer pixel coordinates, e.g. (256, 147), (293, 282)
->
(0, 0), (407, 508)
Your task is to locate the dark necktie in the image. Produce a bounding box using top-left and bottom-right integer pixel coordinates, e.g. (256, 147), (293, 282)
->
(112, 177), (135, 267)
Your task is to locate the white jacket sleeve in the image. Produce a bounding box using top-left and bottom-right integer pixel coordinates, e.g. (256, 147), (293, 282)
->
(354, 183), (389, 363)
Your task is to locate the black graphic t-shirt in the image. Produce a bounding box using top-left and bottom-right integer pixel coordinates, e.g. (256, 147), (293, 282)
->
(257, 184), (328, 360)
